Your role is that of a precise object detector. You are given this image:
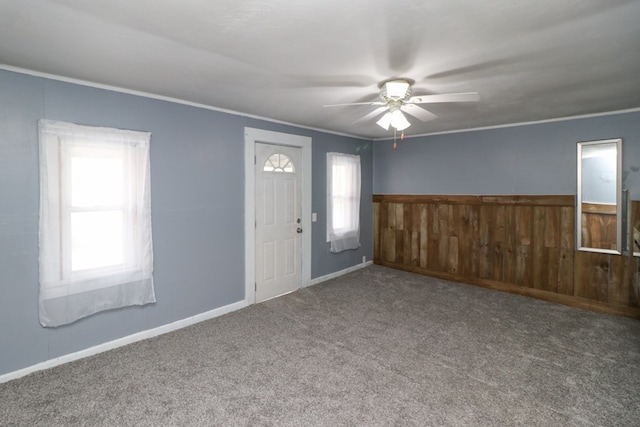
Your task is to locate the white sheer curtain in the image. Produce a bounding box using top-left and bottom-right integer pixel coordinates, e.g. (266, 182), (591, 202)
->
(38, 120), (155, 327)
(327, 152), (361, 253)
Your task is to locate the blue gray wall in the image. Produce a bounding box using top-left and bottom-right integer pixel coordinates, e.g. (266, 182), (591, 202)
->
(0, 69), (372, 376)
(3, 65), (637, 377)
(374, 111), (640, 199)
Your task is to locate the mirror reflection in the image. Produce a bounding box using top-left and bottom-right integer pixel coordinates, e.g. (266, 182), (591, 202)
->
(632, 200), (640, 257)
(577, 138), (622, 254)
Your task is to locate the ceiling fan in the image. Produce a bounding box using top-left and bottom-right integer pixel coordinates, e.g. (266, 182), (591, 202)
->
(323, 78), (480, 132)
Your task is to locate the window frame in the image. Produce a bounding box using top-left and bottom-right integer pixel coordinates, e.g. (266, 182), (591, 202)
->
(62, 140), (139, 281)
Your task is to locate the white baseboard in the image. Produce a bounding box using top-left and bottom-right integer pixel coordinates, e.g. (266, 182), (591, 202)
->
(0, 299), (248, 384)
(2, 262), (374, 384)
(308, 260), (373, 287)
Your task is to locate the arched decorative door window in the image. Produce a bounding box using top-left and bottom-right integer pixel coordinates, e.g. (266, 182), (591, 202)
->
(263, 153), (295, 173)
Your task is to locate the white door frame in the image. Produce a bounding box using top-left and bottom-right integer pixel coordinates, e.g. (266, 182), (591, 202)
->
(244, 127), (312, 305)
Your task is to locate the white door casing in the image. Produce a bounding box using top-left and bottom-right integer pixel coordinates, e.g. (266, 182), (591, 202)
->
(244, 128), (312, 305)
(254, 144), (301, 302)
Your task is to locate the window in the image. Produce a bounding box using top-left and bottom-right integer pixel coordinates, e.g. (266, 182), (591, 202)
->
(326, 152), (361, 253)
(263, 153), (295, 173)
(38, 120), (155, 327)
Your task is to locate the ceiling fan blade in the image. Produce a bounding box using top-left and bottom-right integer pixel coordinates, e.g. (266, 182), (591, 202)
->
(323, 100), (385, 108)
(407, 92), (480, 104)
(288, 74), (378, 88)
(352, 106), (388, 124)
(423, 58), (516, 81)
(401, 104), (438, 122)
(421, 54), (534, 83)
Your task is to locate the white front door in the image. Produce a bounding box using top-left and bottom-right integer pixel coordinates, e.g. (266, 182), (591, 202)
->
(255, 143), (302, 302)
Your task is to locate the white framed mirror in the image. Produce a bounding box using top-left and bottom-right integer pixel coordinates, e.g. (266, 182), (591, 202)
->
(577, 138), (622, 254)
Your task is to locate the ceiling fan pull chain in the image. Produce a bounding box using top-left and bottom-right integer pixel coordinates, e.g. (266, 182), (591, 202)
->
(393, 128), (397, 149)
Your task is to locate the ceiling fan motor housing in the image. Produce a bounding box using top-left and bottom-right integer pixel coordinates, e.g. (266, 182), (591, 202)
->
(379, 79), (413, 102)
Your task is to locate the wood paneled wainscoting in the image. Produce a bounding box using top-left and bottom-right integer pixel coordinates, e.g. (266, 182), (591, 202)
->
(373, 195), (640, 318)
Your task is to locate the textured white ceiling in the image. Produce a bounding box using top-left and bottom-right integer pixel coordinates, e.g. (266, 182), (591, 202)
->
(1, 0), (640, 138)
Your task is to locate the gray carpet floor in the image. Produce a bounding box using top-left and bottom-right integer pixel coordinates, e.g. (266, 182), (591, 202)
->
(1, 265), (639, 426)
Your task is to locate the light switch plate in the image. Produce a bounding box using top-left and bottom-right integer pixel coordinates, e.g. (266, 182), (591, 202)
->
(312, 212), (317, 222)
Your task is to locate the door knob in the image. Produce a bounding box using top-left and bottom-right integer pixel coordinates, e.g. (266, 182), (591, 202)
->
(297, 227), (303, 233)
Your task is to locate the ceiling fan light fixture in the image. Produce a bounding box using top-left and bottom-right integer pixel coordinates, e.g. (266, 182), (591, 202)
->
(376, 112), (392, 130)
(384, 80), (411, 99)
(390, 109), (411, 131)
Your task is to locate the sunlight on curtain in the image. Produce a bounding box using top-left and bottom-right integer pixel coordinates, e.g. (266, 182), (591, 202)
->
(327, 152), (361, 253)
(38, 120), (155, 327)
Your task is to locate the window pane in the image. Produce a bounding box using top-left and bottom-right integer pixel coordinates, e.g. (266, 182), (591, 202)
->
(332, 164), (353, 231)
(72, 157), (124, 207)
(264, 153), (295, 173)
(332, 198), (347, 230)
(71, 211), (124, 271)
(263, 161), (275, 172)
